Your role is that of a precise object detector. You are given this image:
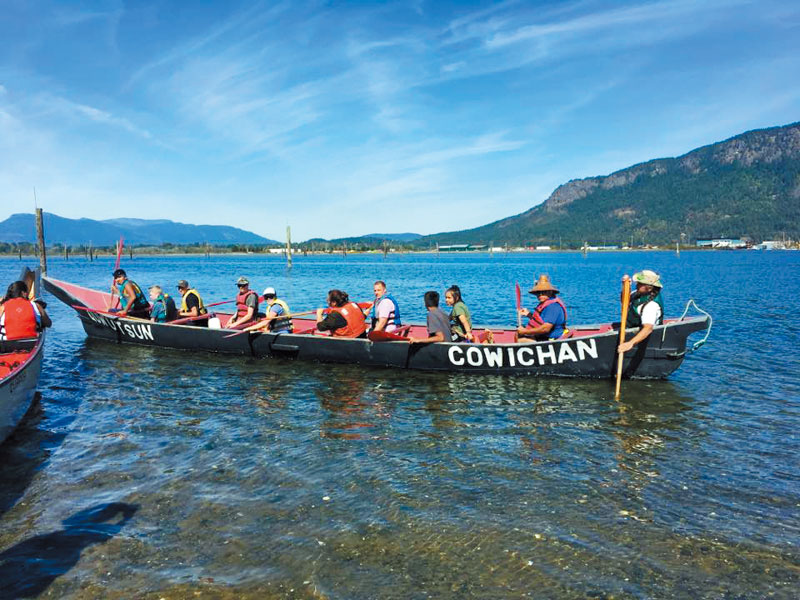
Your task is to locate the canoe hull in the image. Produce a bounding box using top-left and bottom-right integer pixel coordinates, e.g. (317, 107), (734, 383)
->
(0, 336), (44, 446)
(44, 276), (708, 379)
(249, 319), (705, 378)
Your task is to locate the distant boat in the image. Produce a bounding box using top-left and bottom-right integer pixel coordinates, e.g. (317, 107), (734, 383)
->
(43, 276), (710, 379)
(0, 268), (46, 445)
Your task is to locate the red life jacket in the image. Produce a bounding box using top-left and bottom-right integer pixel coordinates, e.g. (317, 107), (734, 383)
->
(528, 297), (568, 327)
(236, 290), (259, 321)
(330, 302), (367, 338)
(2, 298), (38, 340)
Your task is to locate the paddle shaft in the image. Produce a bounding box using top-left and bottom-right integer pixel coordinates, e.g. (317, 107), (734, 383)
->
(109, 237), (124, 310)
(515, 282), (522, 328)
(223, 310), (316, 337)
(170, 313), (212, 326)
(73, 304), (148, 321)
(615, 279), (631, 399)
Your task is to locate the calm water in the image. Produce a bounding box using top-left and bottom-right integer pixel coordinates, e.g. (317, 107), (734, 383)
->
(0, 251), (798, 599)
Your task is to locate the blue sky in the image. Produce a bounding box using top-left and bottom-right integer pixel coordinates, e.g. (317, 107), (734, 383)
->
(1, 0), (798, 242)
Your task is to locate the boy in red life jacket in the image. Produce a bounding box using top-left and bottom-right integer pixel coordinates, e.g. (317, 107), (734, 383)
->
(225, 276), (260, 329)
(0, 280), (51, 340)
(316, 289), (367, 338)
(516, 274), (569, 343)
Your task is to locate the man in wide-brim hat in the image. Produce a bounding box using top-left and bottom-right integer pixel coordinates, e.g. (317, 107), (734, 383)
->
(618, 269), (664, 354)
(516, 274), (569, 342)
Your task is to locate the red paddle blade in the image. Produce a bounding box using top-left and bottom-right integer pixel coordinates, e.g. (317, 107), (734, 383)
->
(515, 282), (522, 309)
(114, 237), (124, 270)
(368, 330), (409, 342)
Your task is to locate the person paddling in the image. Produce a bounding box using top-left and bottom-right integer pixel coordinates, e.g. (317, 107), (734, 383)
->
(369, 280), (401, 333)
(0, 281), (51, 340)
(316, 289), (367, 338)
(516, 275), (569, 342)
(618, 270), (664, 354)
(176, 280), (207, 323)
(225, 277), (260, 329)
(108, 269), (150, 318)
(260, 287), (293, 333)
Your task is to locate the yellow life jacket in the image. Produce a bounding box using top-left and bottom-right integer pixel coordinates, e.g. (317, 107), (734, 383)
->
(268, 298), (293, 332)
(180, 289), (207, 315)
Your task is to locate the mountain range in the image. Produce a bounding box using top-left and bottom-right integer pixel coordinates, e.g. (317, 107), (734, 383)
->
(0, 213), (277, 246)
(420, 121), (800, 246)
(2, 122), (798, 248)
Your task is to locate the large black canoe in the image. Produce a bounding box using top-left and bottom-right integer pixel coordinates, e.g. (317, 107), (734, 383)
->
(1, 269), (46, 445)
(43, 276), (710, 379)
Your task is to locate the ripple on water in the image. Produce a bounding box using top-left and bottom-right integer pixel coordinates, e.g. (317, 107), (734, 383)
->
(1, 252), (799, 598)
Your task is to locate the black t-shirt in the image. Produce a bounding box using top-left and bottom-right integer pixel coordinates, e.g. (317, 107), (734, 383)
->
(317, 312), (347, 332)
(184, 292), (200, 311)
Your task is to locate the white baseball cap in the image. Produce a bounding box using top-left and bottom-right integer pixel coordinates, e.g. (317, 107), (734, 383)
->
(262, 286), (276, 296)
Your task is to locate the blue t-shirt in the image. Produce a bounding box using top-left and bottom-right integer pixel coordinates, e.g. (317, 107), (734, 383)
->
(539, 303), (566, 339)
(268, 302), (292, 332)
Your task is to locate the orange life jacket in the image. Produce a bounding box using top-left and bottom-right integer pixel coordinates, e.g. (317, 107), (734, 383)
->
(2, 298), (38, 340)
(330, 302), (367, 338)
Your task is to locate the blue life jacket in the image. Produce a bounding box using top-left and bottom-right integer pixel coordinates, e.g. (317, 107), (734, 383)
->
(370, 293), (401, 328)
(116, 279), (149, 311)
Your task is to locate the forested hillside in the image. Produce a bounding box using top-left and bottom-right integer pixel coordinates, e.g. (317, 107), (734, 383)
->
(421, 122), (800, 246)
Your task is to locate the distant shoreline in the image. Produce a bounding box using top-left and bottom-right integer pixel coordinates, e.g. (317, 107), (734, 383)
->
(2, 247), (791, 261)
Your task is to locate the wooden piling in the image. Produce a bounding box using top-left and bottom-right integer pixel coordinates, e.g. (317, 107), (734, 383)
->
(35, 208), (47, 275)
(286, 226), (293, 268)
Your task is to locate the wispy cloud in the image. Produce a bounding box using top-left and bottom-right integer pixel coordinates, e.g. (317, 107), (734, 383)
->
(1, 0), (798, 239)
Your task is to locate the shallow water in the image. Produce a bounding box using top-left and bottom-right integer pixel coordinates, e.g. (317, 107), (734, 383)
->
(0, 251), (798, 598)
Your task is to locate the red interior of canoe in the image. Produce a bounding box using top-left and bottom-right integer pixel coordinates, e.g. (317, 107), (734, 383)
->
(0, 350), (33, 379)
(51, 278), (626, 341)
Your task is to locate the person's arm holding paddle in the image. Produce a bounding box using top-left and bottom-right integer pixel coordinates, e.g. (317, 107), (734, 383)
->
(107, 283), (119, 311)
(618, 271), (662, 354)
(117, 282), (139, 317)
(618, 323), (652, 353)
(516, 313), (554, 340)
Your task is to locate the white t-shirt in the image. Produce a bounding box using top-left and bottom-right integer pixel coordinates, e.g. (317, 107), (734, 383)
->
(375, 296), (398, 332)
(636, 300), (662, 326)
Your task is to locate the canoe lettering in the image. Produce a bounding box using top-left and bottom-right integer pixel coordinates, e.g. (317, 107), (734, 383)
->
(447, 339), (598, 368)
(83, 311), (153, 341)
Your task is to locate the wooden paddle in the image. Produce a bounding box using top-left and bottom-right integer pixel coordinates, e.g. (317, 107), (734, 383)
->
(169, 313), (212, 326)
(222, 310), (316, 338)
(368, 330), (410, 342)
(615, 276), (631, 400)
(73, 304), (148, 321)
(515, 282), (522, 328)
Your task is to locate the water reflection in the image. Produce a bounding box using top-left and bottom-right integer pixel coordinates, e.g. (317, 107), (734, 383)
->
(0, 502), (138, 598)
(0, 396), (47, 519)
(315, 369), (393, 440)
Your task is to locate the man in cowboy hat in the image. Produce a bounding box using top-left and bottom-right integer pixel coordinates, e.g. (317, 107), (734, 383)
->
(516, 274), (569, 342)
(618, 270), (664, 354)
